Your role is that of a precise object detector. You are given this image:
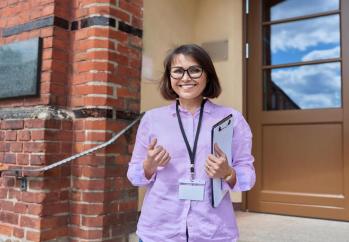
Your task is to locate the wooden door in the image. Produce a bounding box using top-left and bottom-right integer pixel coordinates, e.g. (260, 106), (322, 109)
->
(247, 0), (349, 220)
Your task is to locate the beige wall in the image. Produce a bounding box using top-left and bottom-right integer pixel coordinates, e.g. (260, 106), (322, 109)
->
(141, 0), (199, 111)
(194, 0), (243, 111)
(140, 0), (243, 209)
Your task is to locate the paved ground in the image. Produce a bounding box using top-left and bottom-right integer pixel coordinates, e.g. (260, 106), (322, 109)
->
(237, 211), (349, 242)
(129, 211), (349, 242)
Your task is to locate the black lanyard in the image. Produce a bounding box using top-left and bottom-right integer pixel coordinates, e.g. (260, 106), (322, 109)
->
(176, 99), (207, 180)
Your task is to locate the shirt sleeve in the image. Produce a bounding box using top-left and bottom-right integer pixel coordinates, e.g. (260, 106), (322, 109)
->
(223, 112), (256, 192)
(127, 112), (156, 187)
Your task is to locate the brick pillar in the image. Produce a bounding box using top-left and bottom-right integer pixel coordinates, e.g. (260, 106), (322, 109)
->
(0, 0), (142, 241)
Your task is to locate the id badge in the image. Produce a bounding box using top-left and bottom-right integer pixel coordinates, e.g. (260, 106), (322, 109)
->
(178, 179), (205, 201)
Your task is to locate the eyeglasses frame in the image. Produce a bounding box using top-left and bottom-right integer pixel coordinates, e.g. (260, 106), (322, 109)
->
(169, 65), (204, 80)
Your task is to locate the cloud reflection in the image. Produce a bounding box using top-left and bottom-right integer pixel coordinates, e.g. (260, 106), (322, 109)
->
(271, 63), (341, 109)
(270, 0), (339, 21)
(271, 15), (339, 53)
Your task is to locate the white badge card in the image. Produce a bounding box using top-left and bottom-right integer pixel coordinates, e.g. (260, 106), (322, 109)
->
(178, 179), (205, 201)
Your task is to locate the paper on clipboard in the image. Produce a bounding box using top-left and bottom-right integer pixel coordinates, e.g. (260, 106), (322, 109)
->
(211, 114), (233, 208)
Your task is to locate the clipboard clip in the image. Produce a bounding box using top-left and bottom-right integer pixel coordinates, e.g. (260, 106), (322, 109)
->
(218, 119), (231, 131)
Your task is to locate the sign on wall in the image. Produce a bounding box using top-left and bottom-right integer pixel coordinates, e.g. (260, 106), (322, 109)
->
(0, 38), (42, 99)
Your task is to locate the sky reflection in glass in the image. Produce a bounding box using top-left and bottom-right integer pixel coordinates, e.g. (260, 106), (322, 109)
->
(265, 15), (340, 65)
(267, 0), (339, 21)
(267, 63), (341, 109)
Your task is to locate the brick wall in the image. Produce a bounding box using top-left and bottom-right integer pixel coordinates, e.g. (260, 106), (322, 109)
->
(0, 0), (142, 241)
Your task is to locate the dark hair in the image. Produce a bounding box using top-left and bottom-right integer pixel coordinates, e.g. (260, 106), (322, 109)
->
(159, 44), (222, 100)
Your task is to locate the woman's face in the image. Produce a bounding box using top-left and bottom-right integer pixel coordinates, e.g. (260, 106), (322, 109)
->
(170, 54), (207, 102)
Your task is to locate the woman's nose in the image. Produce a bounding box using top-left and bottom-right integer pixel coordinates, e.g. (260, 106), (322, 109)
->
(181, 70), (191, 81)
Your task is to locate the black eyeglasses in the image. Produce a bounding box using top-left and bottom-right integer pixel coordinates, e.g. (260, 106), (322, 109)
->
(170, 66), (203, 80)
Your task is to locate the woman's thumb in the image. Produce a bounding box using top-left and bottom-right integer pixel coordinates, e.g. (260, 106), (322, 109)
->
(148, 138), (157, 150)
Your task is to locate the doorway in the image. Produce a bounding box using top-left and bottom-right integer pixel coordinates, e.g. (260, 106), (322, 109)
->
(247, 0), (349, 220)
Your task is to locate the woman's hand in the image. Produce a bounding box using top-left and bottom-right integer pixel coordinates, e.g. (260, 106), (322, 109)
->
(143, 138), (171, 179)
(205, 144), (236, 185)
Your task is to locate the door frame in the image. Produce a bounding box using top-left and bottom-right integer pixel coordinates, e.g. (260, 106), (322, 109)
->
(244, 0), (349, 220)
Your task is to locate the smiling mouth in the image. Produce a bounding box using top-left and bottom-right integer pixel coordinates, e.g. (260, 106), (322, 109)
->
(178, 83), (197, 87)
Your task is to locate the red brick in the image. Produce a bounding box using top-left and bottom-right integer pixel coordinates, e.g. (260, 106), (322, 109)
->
(129, 35), (142, 49)
(20, 215), (41, 229)
(18, 130), (31, 141)
(14, 203), (28, 213)
(11, 142), (22, 152)
(17, 153), (29, 165)
(70, 203), (105, 215)
(0, 223), (13, 237)
(23, 142), (46, 153)
(119, 0), (142, 18)
(73, 179), (112, 190)
(45, 119), (61, 129)
(42, 4), (54, 16)
(13, 227), (25, 238)
(27, 203), (43, 216)
(83, 96), (109, 106)
(30, 154), (46, 165)
(110, 29), (128, 42)
(117, 87), (138, 99)
(69, 226), (103, 239)
(21, 192), (46, 203)
(1, 120), (24, 129)
(41, 226), (68, 240)
(0, 188), (8, 199)
(41, 27), (54, 37)
(73, 85), (113, 96)
(0, 142), (10, 152)
(41, 202), (68, 216)
(4, 153), (16, 164)
(82, 191), (106, 203)
(0, 211), (19, 225)
(81, 167), (106, 178)
(76, 39), (115, 52)
(0, 200), (14, 211)
(24, 119), (45, 129)
(5, 130), (17, 141)
(31, 130), (45, 140)
(77, 61), (115, 73)
(81, 215), (105, 227)
(26, 230), (40, 242)
(86, 131), (111, 142)
(132, 16), (142, 29)
(117, 201), (137, 212)
(110, 6), (130, 22)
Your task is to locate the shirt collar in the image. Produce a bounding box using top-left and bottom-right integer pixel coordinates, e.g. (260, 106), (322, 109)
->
(169, 99), (214, 115)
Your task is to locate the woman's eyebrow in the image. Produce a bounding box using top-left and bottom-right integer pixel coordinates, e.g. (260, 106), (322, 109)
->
(171, 65), (200, 68)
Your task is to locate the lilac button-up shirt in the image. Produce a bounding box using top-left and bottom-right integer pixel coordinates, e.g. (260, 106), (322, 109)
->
(127, 100), (255, 242)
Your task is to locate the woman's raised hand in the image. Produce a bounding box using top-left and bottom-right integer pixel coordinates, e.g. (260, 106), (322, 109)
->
(143, 138), (171, 179)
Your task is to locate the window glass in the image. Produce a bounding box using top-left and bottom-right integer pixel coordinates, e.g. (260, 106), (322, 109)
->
(264, 15), (340, 65)
(264, 63), (341, 110)
(264, 0), (339, 21)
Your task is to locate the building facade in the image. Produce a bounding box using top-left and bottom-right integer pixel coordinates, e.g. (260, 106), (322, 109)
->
(0, 0), (348, 241)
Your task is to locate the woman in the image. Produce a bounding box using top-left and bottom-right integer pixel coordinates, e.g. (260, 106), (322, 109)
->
(127, 44), (255, 242)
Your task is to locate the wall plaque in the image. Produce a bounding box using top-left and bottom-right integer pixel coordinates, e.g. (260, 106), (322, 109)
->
(202, 40), (229, 62)
(0, 38), (42, 99)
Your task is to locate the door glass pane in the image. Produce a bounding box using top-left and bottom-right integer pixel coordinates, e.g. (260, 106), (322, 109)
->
(264, 15), (340, 66)
(264, 63), (341, 110)
(264, 0), (339, 21)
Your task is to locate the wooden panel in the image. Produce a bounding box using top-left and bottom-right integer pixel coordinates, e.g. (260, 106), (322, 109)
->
(261, 109), (343, 124)
(262, 124), (343, 195)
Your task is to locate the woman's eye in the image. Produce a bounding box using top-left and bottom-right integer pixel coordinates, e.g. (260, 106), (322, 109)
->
(173, 69), (184, 74)
(189, 67), (201, 73)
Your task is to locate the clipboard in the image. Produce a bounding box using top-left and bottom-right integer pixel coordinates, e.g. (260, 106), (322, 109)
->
(210, 114), (233, 208)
